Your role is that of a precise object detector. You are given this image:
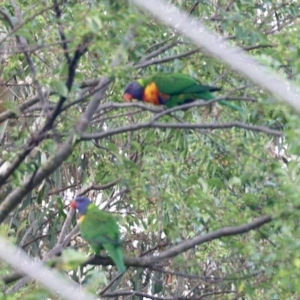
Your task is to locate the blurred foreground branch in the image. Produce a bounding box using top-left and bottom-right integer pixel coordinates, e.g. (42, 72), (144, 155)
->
(0, 236), (97, 300)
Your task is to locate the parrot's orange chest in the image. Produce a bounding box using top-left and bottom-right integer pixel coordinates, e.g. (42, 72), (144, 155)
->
(143, 82), (169, 105)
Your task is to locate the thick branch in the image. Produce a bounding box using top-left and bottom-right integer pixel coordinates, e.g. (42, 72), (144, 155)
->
(1, 215), (272, 285)
(0, 236), (96, 300)
(87, 215), (272, 268)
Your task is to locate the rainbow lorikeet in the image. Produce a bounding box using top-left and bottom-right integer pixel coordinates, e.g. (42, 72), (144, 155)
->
(123, 73), (242, 111)
(70, 196), (126, 273)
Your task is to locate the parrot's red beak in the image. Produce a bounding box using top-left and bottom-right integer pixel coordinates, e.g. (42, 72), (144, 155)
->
(123, 93), (133, 102)
(70, 201), (77, 209)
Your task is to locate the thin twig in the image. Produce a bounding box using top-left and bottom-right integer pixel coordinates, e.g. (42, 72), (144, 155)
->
(134, 48), (200, 69)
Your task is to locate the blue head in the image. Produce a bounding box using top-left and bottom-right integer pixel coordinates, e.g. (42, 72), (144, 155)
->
(123, 81), (144, 101)
(70, 196), (91, 215)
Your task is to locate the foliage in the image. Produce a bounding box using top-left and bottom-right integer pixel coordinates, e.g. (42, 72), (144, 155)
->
(0, 0), (299, 299)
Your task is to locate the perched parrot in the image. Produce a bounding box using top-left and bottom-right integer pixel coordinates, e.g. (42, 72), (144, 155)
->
(70, 196), (126, 273)
(123, 73), (242, 111)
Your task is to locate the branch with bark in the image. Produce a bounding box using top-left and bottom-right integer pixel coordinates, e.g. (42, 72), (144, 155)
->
(0, 235), (96, 300)
(0, 35), (90, 186)
(134, 48), (201, 69)
(81, 119), (282, 141)
(0, 77), (110, 223)
(87, 215), (272, 268)
(1, 215), (272, 286)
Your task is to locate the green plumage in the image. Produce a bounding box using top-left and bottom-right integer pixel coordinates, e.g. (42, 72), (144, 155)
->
(139, 73), (243, 111)
(80, 203), (126, 273)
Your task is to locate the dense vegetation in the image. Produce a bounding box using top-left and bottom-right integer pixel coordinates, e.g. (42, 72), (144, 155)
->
(0, 0), (299, 299)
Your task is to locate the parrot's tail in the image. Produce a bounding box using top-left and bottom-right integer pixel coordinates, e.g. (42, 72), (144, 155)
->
(219, 99), (244, 112)
(104, 244), (126, 273)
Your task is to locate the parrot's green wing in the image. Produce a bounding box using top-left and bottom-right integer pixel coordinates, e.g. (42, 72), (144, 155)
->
(150, 73), (219, 95)
(80, 205), (126, 273)
(139, 73), (243, 111)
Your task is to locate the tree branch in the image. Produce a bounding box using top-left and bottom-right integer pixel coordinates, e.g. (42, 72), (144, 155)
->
(52, 0), (71, 64)
(0, 77), (110, 223)
(134, 48), (200, 69)
(78, 178), (121, 195)
(138, 41), (178, 62)
(10, 0), (47, 107)
(81, 119), (282, 141)
(87, 215), (272, 268)
(0, 37), (90, 186)
(242, 44), (275, 51)
(102, 291), (174, 300)
(0, 236), (97, 300)
(0, 2), (62, 46)
(0, 89), (54, 123)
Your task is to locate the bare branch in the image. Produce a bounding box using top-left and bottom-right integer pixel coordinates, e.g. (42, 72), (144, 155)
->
(52, 0), (71, 64)
(102, 291), (174, 300)
(0, 37), (90, 186)
(188, 1), (200, 14)
(42, 36), (90, 133)
(242, 44), (275, 51)
(11, 0), (47, 107)
(78, 178), (121, 195)
(102, 290), (236, 299)
(2, 224), (80, 286)
(57, 208), (74, 244)
(0, 237), (97, 300)
(0, 89), (54, 123)
(81, 118), (282, 141)
(144, 36), (175, 53)
(99, 272), (124, 296)
(134, 48), (200, 69)
(87, 215), (272, 268)
(0, 77), (110, 223)
(138, 41), (178, 62)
